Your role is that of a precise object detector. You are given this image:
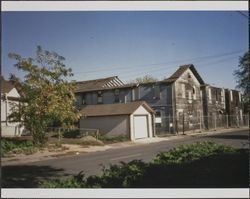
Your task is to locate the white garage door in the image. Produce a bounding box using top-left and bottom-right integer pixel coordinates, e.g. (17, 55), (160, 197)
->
(134, 115), (149, 139)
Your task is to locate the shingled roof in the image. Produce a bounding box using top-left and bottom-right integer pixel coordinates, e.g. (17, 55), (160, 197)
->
(164, 64), (205, 85)
(80, 101), (155, 117)
(0, 76), (15, 93)
(75, 76), (125, 93)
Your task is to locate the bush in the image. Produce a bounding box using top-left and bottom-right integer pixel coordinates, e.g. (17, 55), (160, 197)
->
(99, 135), (129, 143)
(153, 141), (236, 164)
(1, 138), (37, 157)
(62, 129), (81, 138)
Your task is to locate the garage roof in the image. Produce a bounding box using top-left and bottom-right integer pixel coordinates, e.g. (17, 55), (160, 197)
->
(80, 101), (155, 117)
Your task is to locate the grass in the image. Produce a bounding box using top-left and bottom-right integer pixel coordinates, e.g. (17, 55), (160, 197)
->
(98, 135), (129, 144)
(39, 142), (249, 188)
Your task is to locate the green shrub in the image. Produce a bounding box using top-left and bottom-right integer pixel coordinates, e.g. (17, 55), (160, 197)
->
(153, 142), (236, 164)
(99, 135), (129, 143)
(1, 138), (36, 157)
(40, 171), (87, 188)
(63, 129), (81, 138)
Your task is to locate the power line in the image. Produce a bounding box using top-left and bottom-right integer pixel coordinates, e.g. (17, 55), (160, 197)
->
(120, 54), (240, 81)
(237, 11), (248, 19)
(73, 49), (245, 75)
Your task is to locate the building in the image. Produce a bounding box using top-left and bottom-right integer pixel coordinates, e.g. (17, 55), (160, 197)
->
(1, 77), (24, 137)
(80, 101), (155, 141)
(74, 64), (244, 136)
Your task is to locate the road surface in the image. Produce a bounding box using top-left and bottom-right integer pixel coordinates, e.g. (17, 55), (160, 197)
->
(2, 129), (249, 187)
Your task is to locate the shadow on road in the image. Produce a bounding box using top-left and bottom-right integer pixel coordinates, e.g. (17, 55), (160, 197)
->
(2, 165), (70, 188)
(206, 134), (249, 140)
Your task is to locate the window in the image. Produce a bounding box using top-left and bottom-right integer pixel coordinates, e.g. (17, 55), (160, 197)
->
(208, 88), (212, 103)
(114, 89), (119, 103)
(221, 89), (225, 102)
(188, 91), (192, 103)
(215, 89), (218, 103)
(82, 94), (86, 105)
(97, 91), (103, 104)
(156, 111), (161, 117)
(193, 86), (196, 100)
(153, 85), (160, 99)
(181, 84), (185, 98)
(155, 111), (162, 125)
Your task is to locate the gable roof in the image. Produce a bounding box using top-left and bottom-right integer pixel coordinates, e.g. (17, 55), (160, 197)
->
(164, 64), (205, 85)
(75, 76), (125, 93)
(1, 76), (15, 93)
(80, 101), (155, 117)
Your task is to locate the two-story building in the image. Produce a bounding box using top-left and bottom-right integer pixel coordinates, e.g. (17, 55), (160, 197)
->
(75, 64), (244, 139)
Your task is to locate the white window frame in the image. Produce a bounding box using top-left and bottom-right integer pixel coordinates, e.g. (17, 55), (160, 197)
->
(181, 84), (185, 98)
(208, 88), (212, 103)
(230, 90), (233, 102)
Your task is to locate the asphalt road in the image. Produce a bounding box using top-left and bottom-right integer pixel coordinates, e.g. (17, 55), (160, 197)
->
(2, 129), (249, 188)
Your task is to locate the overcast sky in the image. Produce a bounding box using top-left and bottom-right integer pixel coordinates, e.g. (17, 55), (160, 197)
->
(2, 11), (248, 89)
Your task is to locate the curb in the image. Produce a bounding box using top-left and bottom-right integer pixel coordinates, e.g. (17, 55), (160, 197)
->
(2, 127), (248, 166)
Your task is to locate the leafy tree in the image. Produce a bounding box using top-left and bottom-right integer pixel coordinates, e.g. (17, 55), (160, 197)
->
(8, 46), (81, 145)
(234, 52), (250, 113)
(128, 75), (158, 84)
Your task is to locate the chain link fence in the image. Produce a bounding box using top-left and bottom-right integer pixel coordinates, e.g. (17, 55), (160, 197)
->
(155, 114), (249, 136)
(45, 127), (99, 142)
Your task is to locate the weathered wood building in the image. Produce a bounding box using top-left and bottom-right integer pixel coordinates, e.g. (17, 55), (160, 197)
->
(76, 64), (244, 136)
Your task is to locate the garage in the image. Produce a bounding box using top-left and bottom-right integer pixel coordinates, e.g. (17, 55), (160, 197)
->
(134, 115), (149, 139)
(80, 101), (155, 141)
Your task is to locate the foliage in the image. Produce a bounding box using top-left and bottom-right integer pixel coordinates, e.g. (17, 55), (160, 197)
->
(153, 141), (236, 164)
(98, 135), (129, 143)
(1, 138), (37, 157)
(128, 75), (158, 84)
(8, 46), (81, 145)
(40, 142), (248, 188)
(234, 51), (250, 112)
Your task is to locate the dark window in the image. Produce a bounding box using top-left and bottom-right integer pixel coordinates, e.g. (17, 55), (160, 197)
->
(215, 89), (218, 101)
(153, 85), (160, 99)
(114, 89), (119, 103)
(156, 123), (162, 128)
(156, 111), (161, 117)
(97, 91), (103, 104)
(82, 94), (86, 105)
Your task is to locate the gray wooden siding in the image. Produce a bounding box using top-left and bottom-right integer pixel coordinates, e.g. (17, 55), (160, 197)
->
(80, 115), (130, 138)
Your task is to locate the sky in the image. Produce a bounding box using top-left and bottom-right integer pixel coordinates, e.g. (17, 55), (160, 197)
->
(2, 11), (249, 89)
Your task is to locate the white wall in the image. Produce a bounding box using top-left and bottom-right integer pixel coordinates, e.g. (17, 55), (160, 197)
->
(130, 105), (153, 141)
(1, 88), (23, 137)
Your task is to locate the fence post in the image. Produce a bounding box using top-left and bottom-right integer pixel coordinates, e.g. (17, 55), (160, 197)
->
(168, 114), (171, 133)
(96, 129), (99, 141)
(226, 115), (228, 128)
(199, 114), (202, 132)
(236, 115), (239, 128)
(58, 128), (62, 142)
(214, 114), (217, 130)
(182, 114), (185, 135)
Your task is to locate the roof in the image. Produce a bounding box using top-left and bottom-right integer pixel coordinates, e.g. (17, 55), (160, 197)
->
(80, 101), (155, 117)
(75, 76), (125, 93)
(164, 64), (205, 85)
(1, 76), (15, 93)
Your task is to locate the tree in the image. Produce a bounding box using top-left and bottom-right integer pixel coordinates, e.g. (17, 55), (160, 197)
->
(128, 75), (158, 84)
(8, 46), (81, 145)
(234, 51), (250, 113)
